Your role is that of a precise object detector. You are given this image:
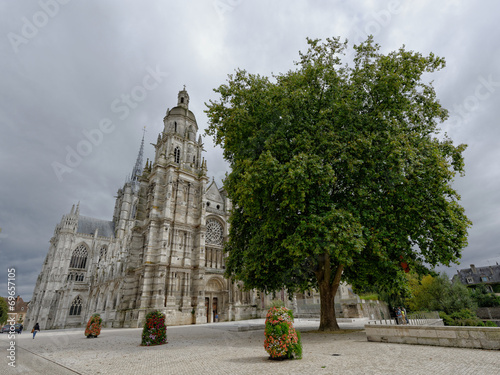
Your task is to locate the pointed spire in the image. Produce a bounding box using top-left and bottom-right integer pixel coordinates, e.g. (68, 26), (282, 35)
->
(131, 127), (146, 184)
(75, 202), (80, 216)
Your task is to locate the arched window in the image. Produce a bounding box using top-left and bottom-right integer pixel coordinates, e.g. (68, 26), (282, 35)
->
(69, 244), (88, 269)
(206, 219), (223, 246)
(69, 296), (82, 316)
(174, 121), (177, 132)
(174, 147), (181, 163)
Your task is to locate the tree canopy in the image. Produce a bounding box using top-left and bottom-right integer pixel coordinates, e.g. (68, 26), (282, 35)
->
(205, 37), (471, 330)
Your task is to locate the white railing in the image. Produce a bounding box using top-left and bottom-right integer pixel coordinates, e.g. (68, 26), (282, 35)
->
(368, 311), (441, 326)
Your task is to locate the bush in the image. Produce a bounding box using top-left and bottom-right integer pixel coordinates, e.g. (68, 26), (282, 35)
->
(440, 309), (485, 326)
(264, 306), (302, 360)
(141, 311), (167, 346)
(439, 311), (454, 326)
(408, 274), (476, 314)
(484, 321), (498, 327)
(470, 285), (500, 307)
(84, 314), (102, 338)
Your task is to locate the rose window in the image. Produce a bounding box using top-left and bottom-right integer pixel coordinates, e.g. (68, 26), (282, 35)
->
(206, 219), (223, 246)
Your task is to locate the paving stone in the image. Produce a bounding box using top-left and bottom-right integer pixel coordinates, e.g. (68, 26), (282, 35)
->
(1, 319), (499, 375)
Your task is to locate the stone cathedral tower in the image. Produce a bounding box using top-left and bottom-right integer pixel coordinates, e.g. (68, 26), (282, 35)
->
(26, 89), (263, 330)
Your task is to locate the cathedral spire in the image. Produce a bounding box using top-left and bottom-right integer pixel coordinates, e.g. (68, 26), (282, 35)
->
(130, 128), (146, 185)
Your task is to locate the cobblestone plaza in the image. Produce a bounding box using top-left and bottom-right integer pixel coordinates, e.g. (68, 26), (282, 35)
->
(2, 319), (499, 375)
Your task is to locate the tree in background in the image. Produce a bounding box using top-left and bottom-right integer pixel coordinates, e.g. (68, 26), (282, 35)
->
(469, 284), (500, 308)
(0, 298), (8, 326)
(407, 273), (476, 314)
(206, 37), (471, 331)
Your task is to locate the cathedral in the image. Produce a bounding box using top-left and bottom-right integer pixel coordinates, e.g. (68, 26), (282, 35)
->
(26, 89), (265, 329)
(26, 89), (376, 330)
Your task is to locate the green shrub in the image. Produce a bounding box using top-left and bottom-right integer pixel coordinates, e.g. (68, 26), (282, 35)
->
(439, 311), (454, 326)
(484, 321), (498, 327)
(141, 311), (167, 346)
(470, 285), (500, 307)
(264, 306), (302, 360)
(441, 309), (485, 327)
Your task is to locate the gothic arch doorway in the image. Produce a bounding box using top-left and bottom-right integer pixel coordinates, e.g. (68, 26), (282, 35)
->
(205, 277), (225, 323)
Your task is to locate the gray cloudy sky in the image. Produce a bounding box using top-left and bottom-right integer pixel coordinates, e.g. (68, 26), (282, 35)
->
(1, 0), (499, 300)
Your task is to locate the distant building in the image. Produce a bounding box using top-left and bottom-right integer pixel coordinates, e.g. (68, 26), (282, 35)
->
(453, 264), (500, 293)
(2, 296), (29, 324)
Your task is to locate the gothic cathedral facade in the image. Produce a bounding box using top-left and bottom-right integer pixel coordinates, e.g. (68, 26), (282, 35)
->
(26, 89), (263, 329)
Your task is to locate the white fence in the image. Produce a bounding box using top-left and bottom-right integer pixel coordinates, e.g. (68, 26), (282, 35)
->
(368, 311), (442, 326)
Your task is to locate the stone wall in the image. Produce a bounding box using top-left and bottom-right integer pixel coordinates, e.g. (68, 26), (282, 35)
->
(477, 306), (500, 320)
(341, 299), (391, 320)
(365, 324), (500, 350)
(295, 299), (391, 320)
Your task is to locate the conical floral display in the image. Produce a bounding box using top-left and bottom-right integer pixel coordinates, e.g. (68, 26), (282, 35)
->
(84, 314), (102, 338)
(141, 310), (167, 346)
(264, 306), (302, 360)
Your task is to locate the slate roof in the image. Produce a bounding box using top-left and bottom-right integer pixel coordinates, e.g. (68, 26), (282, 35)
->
(454, 264), (500, 286)
(77, 215), (115, 238)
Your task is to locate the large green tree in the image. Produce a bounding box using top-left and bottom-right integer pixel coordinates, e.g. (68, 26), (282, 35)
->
(205, 37), (471, 331)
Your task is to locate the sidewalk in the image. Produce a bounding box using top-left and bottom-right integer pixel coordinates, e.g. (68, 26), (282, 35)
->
(2, 319), (498, 374)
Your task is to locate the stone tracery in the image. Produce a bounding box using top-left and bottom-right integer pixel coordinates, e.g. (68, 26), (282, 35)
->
(206, 219), (223, 246)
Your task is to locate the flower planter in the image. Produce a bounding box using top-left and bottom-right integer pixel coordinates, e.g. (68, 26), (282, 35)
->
(264, 306), (302, 360)
(85, 314), (102, 338)
(141, 311), (167, 346)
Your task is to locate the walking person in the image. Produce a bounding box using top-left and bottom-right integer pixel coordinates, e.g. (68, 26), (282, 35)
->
(19, 324), (23, 334)
(32, 323), (40, 339)
(402, 307), (409, 324)
(396, 308), (403, 325)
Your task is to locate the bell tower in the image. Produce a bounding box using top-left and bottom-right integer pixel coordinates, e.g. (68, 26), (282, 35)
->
(177, 86), (190, 109)
(120, 88), (209, 327)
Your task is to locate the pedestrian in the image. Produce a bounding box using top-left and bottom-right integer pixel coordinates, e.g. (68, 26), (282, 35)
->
(32, 323), (40, 339)
(393, 307), (399, 325)
(401, 308), (407, 325)
(396, 308), (403, 325)
(402, 307), (409, 324)
(19, 324), (23, 334)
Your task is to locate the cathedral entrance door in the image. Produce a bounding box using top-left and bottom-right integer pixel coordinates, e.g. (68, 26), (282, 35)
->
(205, 277), (225, 323)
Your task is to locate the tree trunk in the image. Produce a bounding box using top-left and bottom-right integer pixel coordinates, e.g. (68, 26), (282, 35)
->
(315, 253), (343, 331)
